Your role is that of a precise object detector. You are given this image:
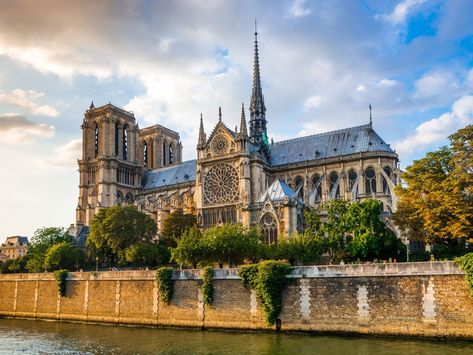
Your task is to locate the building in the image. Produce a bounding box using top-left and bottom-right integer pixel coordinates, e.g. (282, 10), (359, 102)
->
(0, 236), (29, 259)
(74, 30), (399, 243)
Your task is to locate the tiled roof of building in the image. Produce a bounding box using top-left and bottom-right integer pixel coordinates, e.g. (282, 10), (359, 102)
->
(2, 236), (29, 246)
(269, 124), (394, 166)
(258, 178), (297, 203)
(142, 159), (197, 190)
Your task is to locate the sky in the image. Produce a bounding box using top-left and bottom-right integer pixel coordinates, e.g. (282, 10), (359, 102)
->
(1, 0), (473, 241)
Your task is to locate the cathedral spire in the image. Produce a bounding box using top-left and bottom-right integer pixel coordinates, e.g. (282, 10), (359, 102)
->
(249, 21), (268, 150)
(369, 103), (373, 126)
(218, 106), (222, 122)
(240, 102), (248, 139)
(198, 113), (206, 148)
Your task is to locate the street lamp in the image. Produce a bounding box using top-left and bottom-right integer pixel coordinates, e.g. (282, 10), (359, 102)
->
(95, 256), (99, 272)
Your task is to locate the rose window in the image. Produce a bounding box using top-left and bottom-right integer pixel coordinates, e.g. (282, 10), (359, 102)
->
(203, 163), (239, 205)
(212, 135), (229, 155)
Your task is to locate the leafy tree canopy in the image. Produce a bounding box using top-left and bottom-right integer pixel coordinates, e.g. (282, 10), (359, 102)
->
(44, 241), (86, 271)
(160, 209), (196, 247)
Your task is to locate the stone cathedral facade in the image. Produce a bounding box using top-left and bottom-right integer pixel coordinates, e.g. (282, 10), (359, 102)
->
(74, 31), (400, 243)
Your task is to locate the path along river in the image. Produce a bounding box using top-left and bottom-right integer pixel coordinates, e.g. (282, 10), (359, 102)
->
(1, 318), (473, 354)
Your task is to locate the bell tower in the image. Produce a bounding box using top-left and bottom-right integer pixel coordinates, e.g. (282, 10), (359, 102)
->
(76, 102), (142, 227)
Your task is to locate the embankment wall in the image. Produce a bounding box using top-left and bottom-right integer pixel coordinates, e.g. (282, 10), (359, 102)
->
(1, 262), (472, 338)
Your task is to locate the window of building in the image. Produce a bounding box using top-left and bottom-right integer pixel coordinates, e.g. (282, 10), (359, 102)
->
(143, 142), (148, 168)
(123, 125), (128, 160)
(169, 144), (173, 164)
(261, 213), (278, 244)
(383, 167), (392, 194)
(311, 174), (322, 202)
(348, 170), (358, 191)
(365, 167), (377, 194)
(294, 176), (304, 199)
(202, 206), (237, 227)
(115, 123), (119, 156)
(329, 172), (340, 199)
(94, 124), (99, 158)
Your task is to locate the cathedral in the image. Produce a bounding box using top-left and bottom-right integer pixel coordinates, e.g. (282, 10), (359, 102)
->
(74, 30), (400, 243)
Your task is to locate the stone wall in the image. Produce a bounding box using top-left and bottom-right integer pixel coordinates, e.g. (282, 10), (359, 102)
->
(1, 262), (473, 338)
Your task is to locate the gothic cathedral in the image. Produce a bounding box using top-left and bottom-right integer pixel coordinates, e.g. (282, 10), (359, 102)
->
(74, 31), (400, 243)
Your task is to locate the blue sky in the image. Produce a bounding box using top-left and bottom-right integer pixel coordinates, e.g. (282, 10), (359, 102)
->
(1, 0), (473, 240)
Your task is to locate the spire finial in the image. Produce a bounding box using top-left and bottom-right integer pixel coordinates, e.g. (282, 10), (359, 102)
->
(255, 19), (257, 36)
(240, 102), (248, 139)
(198, 113), (206, 148)
(369, 103), (372, 125)
(90, 101), (95, 109)
(218, 106), (222, 122)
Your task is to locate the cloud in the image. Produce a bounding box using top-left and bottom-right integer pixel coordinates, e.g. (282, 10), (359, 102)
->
(289, 0), (311, 18)
(383, 0), (427, 25)
(414, 70), (460, 99)
(45, 139), (82, 168)
(304, 95), (326, 110)
(0, 89), (59, 117)
(393, 95), (473, 155)
(0, 113), (55, 143)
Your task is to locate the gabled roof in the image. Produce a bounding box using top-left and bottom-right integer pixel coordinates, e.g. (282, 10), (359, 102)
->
(142, 160), (197, 190)
(2, 236), (29, 246)
(258, 178), (297, 203)
(269, 124), (394, 166)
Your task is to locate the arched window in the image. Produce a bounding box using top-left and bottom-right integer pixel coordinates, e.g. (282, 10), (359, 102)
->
(311, 174), (322, 202)
(348, 170), (358, 191)
(329, 172), (340, 199)
(162, 141), (166, 166)
(122, 125), (128, 160)
(294, 176), (304, 200)
(125, 193), (134, 204)
(143, 141), (148, 168)
(383, 167), (392, 194)
(261, 213), (278, 244)
(94, 123), (99, 158)
(169, 144), (173, 165)
(117, 191), (124, 204)
(114, 123), (119, 156)
(365, 167), (377, 194)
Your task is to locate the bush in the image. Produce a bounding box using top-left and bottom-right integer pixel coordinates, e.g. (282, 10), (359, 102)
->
(54, 269), (68, 296)
(456, 253), (473, 297)
(238, 260), (292, 326)
(156, 266), (174, 305)
(200, 266), (214, 307)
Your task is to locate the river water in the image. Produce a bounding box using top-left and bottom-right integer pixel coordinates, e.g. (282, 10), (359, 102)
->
(1, 318), (473, 355)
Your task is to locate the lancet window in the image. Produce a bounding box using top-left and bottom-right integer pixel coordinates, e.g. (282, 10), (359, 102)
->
(261, 213), (278, 244)
(365, 167), (377, 194)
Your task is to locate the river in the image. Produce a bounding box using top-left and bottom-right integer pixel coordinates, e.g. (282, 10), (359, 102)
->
(0, 318), (472, 354)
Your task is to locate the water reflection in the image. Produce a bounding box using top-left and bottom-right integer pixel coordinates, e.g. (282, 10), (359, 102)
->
(0, 318), (472, 355)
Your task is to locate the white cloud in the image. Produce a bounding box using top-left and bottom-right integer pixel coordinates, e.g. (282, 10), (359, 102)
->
(393, 95), (473, 155)
(45, 139), (82, 168)
(414, 70), (460, 99)
(383, 0), (427, 25)
(304, 95), (325, 110)
(0, 89), (59, 117)
(289, 0), (311, 18)
(0, 113), (55, 143)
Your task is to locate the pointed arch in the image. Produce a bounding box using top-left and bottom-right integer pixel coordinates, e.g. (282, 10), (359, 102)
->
(260, 213), (278, 244)
(122, 124), (128, 160)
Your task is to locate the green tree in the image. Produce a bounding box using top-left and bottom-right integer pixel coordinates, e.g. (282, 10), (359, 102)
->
(26, 227), (73, 272)
(171, 227), (207, 269)
(87, 205), (157, 266)
(322, 200), (351, 263)
(160, 209), (197, 247)
(124, 242), (170, 267)
(276, 233), (325, 265)
(394, 125), (473, 245)
(43, 241), (86, 271)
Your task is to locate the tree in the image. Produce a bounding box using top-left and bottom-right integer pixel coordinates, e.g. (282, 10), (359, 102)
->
(124, 242), (170, 267)
(171, 227), (207, 269)
(26, 227), (74, 272)
(87, 205), (157, 266)
(321, 200), (351, 263)
(43, 241), (86, 271)
(394, 125), (473, 244)
(276, 233), (325, 265)
(160, 209), (196, 247)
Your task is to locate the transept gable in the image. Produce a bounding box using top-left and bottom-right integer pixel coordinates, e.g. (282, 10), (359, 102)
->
(205, 121), (238, 158)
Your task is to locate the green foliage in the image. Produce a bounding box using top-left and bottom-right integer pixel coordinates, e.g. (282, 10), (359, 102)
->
(156, 266), (174, 305)
(53, 269), (68, 296)
(44, 242), (86, 271)
(321, 200), (351, 263)
(87, 205), (157, 266)
(0, 255), (30, 274)
(394, 125), (473, 244)
(456, 253), (473, 297)
(200, 266), (214, 307)
(123, 242), (170, 267)
(171, 227), (207, 269)
(275, 233), (326, 265)
(26, 227), (74, 273)
(161, 210), (197, 248)
(238, 261), (292, 326)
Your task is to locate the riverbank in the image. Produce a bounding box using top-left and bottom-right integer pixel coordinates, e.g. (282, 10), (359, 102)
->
(1, 262), (472, 340)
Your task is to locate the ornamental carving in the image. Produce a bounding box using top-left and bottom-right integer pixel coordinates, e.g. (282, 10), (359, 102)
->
(203, 163), (239, 205)
(211, 134), (229, 155)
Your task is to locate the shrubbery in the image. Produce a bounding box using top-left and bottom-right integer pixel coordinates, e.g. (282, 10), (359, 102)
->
(156, 266), (174, 304)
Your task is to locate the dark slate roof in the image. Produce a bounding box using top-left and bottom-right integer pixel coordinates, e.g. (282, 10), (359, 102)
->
(3, 236), (29, 246)
(269, 124), (394, 167)
(142, 159), (197, 190)
(258, 179), (297, 202)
